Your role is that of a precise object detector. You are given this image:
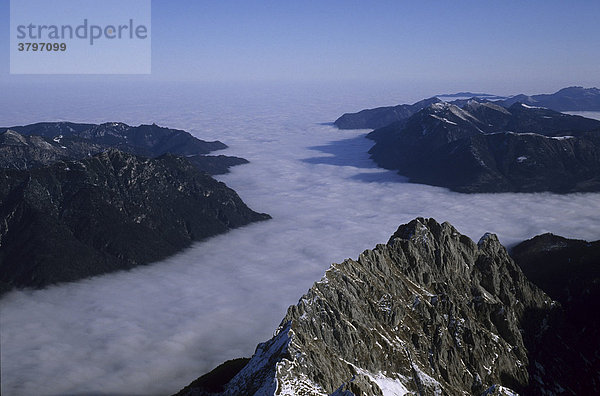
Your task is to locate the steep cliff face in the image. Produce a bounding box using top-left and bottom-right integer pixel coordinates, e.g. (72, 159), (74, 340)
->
(177, 218), (556, 395)
(0, 150), (270, 293)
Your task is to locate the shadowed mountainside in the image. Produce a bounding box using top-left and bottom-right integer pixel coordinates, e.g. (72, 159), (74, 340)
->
(511, 234), (600, 395)
(0, 150), (270, 294)
(365, 102), (600, 193)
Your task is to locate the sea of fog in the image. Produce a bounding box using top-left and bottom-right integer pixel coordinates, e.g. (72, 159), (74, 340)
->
(1, 81), (600, 395)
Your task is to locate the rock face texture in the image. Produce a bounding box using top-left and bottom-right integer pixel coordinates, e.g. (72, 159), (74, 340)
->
(177, 218), (560, 395)
(0, 122), (248, 175)
(0, 150), (270, 294)
(366, 101), (600, 193)
(511, 234), (600, 395)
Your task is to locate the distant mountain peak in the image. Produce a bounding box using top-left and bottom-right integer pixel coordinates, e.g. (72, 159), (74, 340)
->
(437, 91), (504, 98)
(336, 86), (600, 131)
(500, 86), (600, 110)
(556, 86), (588, 93)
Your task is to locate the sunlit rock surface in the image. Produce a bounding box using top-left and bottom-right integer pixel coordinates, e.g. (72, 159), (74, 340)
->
(177, 218), (561, 395)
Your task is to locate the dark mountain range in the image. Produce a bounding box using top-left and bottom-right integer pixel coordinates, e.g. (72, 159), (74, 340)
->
(0, 150), (270, 294)
(0, 122), (248, 175)
(367, 101), (600, 192)
(510, 234), (600, 395)
(335, 87), (600, 131)
(334, 97), (442, 130)
(499, 87), (600, 111)
(176, 218), (599, 395)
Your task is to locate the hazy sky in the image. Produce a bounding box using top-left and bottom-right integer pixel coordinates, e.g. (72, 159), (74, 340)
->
(2, 0), (599, 94)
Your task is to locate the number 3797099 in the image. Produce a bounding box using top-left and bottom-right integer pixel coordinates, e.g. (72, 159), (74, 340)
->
(18, 42), (67, 51)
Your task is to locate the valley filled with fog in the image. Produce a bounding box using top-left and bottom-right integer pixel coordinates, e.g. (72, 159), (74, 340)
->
(1, 82), (600, 395)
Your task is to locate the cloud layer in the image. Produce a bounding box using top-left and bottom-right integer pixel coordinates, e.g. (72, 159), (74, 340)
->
(1, 83), (599, 395)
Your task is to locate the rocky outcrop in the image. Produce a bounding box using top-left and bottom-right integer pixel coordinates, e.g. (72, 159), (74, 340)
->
(0, 150), (270, 294)
(0, 122), (247, 175)
(177, 218), (559, 395)
(367, 102), (600, 193)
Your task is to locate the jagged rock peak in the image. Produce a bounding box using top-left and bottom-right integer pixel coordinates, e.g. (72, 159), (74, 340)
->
(388, 217), (453, 242)
(177, 218), (553, 396)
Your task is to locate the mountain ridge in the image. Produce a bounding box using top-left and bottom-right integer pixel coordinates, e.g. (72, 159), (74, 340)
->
(365, 100), (600, 193)
(175, 218), (583, 395)
(499, 86), (600, 111)
(0, 121), (248, 175)
(335, 87), (600, 131)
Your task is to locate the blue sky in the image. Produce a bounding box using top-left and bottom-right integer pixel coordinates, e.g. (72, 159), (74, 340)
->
(2, 0), (599, 94)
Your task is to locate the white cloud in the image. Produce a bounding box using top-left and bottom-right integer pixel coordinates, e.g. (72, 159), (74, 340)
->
(1, 83), (599, 395)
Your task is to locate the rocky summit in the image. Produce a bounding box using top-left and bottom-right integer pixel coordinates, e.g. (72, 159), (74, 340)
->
(0, 150), (270, 294)
(176, 218), (573, 395)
